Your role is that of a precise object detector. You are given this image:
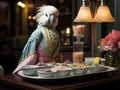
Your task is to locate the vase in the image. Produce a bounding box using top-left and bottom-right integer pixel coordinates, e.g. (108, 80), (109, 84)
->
(105, 51), (120, 68)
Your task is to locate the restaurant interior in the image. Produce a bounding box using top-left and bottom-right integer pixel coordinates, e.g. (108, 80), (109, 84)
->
(0, 0), (119, 75)
(0, 0), (120, 89)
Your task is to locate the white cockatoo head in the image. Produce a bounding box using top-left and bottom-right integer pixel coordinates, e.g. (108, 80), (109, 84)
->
(35, 5), (59, 28)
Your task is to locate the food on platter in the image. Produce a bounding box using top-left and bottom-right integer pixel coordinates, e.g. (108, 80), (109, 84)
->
(53, 65), (72, 76)
(18, 65), (116, 80)
(21, 60), (107, 78)
(38, 68), (54, 73)
(70, 62), (89, 75)
(53, 65), (71, 71)
(72, 62), (89, 69)
(93, 57), (101, 65)
(72, 67), (88, 75)
(37, 68), (57, 78)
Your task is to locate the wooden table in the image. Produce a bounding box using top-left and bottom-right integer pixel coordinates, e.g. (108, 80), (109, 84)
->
(0, 68), (120, 90)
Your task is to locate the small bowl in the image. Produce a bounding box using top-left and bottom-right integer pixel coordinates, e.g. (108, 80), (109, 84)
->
(72, 67), (88, 75)
(37, 68), (57, 78)
(87, 65), (104, 73)
(21, 65), (39, 76)
(53, 65), (72, 77)
(56, 69), (72, 77)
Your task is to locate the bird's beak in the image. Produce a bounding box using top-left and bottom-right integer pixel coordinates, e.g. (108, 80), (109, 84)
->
(49, 15), (55, 24)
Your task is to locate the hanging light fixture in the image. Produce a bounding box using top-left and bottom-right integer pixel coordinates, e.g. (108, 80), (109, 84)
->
(74, 0), (115, 23)
(74, 0), (93, 22)
(73, 0), (115, 57)
(93, 0), (115, 22)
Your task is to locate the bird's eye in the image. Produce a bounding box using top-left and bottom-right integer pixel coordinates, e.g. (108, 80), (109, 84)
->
(45, 14), (48, 17)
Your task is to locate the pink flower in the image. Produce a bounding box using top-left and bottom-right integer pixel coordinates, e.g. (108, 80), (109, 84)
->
(111, 30), (120, 41)
(98, 30), (120, 52)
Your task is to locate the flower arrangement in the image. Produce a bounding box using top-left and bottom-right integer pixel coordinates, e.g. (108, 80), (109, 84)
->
(98, 30), (120, 52)
(98, 30), (120, 67)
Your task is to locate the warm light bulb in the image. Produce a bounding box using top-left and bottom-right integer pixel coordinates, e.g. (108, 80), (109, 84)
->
(32, 16), (36, 20)
(28, 16), (32, 19)
(66, 27), (70, 34)
(17, 1), (26, 8)
(21, 3), (26, 8)
(17, 1), (22, 7)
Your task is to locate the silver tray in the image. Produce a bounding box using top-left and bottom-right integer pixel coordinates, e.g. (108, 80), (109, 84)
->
(18, 65), (117, 80)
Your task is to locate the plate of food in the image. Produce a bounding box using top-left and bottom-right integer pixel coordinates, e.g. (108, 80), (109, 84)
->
(85, 57), (105, 65)
(18, 63), (117, 80)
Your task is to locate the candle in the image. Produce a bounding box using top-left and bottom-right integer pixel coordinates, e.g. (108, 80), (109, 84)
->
(73, 52), (84, 63)
(72, 25), (85, 36)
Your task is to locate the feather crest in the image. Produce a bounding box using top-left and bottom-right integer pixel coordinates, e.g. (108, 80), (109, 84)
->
(35, 5), (47, 24)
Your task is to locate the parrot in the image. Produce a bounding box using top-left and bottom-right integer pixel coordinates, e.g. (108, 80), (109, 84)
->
(12, 5), (63, 74)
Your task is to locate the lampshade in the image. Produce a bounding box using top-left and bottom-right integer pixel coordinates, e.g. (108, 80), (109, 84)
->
(93, 5), (115, 22)
(74, 6), (93, 22)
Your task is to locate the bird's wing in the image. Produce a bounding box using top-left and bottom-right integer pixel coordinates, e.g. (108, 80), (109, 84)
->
(19, 28), (42, 64)
(12, 28), (42, 74)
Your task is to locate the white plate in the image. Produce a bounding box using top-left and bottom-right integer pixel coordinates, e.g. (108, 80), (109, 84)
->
(85, 57), (105, 65)
(17, 65), (116, 80)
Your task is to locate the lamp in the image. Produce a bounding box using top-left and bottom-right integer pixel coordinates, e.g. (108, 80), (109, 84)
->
(74, 0), (115, 56)
(74, 0), (115, 22)
(93, 0), (115, 22)
(74, 0), (93, 22)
